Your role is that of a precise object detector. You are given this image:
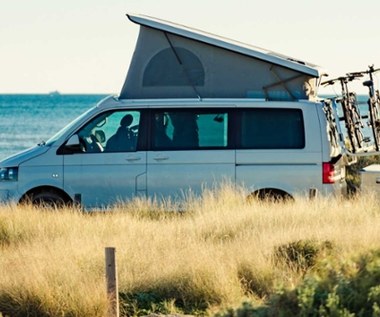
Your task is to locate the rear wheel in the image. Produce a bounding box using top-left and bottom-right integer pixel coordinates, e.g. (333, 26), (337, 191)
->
(248, 189), (294, 203)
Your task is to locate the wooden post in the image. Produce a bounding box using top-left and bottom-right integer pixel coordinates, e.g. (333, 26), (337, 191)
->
(309, 188), (317, 200)
(105, 247), (119, 317)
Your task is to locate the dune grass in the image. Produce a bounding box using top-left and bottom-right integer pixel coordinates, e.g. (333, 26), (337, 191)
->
(0, 185), (380, 316)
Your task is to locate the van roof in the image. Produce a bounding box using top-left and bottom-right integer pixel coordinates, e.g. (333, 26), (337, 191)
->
(100, 95), (319, 108)
(127, 13), (321, 77)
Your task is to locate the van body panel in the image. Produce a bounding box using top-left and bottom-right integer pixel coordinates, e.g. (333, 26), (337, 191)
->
(19, 165), (64, 195)
(236, 149), (322, 195)
(0, 145), (50, 167)
(235, 101), (326, 197)
(147, 150), (235, 198)
(63, 151), (147, 208)
(17, 147), (64, 198)
(236, 151), (320, 165)
(236, 163), (321, 195)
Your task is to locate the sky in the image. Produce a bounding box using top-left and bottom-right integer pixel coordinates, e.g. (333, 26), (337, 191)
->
(1, 0), (380, 95)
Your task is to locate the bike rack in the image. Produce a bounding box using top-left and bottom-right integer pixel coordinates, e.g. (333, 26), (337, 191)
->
(321, 65), (380, 157)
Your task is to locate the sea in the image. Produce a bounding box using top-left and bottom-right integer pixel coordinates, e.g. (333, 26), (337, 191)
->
(0, 94), (107, 160)
(0, 93), (372, 161)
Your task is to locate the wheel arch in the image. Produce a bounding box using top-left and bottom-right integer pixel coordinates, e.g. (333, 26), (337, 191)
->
(19, 186), (73, 204)
(249, 187), (294, 201)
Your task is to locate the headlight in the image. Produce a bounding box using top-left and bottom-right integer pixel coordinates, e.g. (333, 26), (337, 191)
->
(0, 167), (18, 181)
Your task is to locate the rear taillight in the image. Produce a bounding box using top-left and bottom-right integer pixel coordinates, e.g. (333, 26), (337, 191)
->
(323, 162), (335, 184)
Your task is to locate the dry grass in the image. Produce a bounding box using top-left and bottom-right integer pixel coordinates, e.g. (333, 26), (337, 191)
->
(1, 186), (380, 316)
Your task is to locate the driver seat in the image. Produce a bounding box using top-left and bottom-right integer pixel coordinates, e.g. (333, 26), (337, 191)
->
(106, 114), (136, 152)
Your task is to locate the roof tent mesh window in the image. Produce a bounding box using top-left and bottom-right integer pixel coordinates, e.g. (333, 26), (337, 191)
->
(239, 108), (305, 149)
(143, 47), (205, 87)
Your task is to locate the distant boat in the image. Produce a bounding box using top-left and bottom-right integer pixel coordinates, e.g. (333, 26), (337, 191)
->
(48, 90), (60, 96)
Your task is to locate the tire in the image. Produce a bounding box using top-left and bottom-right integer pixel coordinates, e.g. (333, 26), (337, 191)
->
(29, 190), (69, 208)
(248, 189), (293, 203)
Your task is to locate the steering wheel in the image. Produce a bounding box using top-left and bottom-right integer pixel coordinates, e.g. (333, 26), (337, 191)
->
(80, 135), (103, 153)
(89, 134), (104, 152)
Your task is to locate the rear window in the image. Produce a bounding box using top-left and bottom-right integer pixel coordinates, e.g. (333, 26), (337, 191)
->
(239, 108), (305, 149)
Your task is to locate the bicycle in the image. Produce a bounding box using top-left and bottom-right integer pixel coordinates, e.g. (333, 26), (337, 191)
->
(350, 65), (380, 151)
(322, 73), (365, 153)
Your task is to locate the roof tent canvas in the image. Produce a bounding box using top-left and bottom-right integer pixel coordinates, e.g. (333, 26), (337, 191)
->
(120, 14), (322, 101)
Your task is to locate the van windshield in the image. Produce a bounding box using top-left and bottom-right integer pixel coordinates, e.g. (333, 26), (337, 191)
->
(45, 107), (95, 146)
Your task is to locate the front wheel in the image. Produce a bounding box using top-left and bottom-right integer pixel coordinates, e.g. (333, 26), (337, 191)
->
(23, 190), (70, 208)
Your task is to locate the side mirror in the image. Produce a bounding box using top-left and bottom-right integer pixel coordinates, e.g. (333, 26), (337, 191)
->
(66, 134), (80, 147)
(57, 134), (82, 154)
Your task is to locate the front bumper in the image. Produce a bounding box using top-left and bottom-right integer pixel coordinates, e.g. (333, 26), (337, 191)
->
(0, 183), (20, 204)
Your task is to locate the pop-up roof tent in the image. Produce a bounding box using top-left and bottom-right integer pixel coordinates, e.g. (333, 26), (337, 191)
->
(120, 14), (322, 101)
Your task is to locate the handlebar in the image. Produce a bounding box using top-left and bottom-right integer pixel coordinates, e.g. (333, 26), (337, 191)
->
(321, 76), (346, 87)
(347, 65), (380, 77)
(322, 65), (379, 91)
(321, 74), (363, 87)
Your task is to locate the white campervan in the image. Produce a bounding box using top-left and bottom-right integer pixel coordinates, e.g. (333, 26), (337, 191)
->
(0, 96), (347, 208)
(0, 14), (349, 208)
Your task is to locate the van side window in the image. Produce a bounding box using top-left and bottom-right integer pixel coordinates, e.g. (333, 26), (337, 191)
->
(76, 110), (142, 153)
(151, 110), (228, 150)
(239, 108), (305, 149)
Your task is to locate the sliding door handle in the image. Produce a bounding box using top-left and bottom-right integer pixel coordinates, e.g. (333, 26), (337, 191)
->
(126, 155), (141, 162)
